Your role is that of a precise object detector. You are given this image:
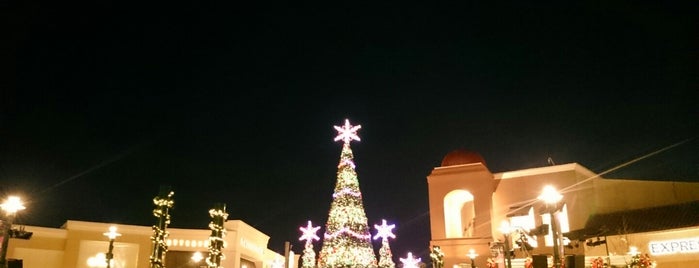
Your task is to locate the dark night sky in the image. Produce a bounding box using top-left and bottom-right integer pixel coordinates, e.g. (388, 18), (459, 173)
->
(1, 0), (697, 259)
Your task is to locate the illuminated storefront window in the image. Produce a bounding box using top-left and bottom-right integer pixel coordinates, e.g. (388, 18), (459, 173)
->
(510, 207), (538, 248)
(542, 204), (569, 247)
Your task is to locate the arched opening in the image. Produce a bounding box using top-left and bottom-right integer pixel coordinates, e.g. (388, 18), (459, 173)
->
(444, 190), (475, 238)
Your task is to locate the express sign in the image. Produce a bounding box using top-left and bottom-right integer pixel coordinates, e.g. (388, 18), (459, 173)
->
(648, 237), (699, 255)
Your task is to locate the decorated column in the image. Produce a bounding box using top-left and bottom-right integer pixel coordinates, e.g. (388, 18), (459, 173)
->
(149, 186), (175, 268)
(207, 203), (228, 268)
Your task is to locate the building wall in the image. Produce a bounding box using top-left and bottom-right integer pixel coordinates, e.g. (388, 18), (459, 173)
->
(5, 220), (284, 268)
(428, 161), (699, 268)
(594, 179), (699, 214)
(584, 227), (699, 268)
(7, 226), (66, 268)
(428, 162), (496, 268)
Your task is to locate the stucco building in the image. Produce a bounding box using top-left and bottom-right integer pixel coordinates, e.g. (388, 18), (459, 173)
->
(3, 219), (289, 268)
(428, 149), (699, 268)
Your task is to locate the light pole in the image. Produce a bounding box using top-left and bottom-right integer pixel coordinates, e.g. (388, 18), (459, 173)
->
(467, 249), (478, 268)
(538, 185), (563, 268)
(499, 221), (512, 268)
(0, 196), (25, 268)
(103, 226), (121, 268)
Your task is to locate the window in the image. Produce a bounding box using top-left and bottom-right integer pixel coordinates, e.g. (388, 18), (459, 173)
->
(444, 190), (475, 238)
(510, 207), (538, 248)
(542, 204), (569, 247)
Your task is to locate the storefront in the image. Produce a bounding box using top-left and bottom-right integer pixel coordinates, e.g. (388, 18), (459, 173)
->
(4, 220), (287, 268)
(427, 149), (699, 268)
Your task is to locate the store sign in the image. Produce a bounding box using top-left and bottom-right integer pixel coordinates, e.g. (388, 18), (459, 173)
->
(648, 237), (699, 255)
(240, 237), (264, 255)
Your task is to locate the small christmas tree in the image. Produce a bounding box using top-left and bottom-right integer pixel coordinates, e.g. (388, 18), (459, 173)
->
(373, 220), (396, 268)
(299, 221), (321, 268)
(317, 119), (377, 268)
(400, 252), (421, 268)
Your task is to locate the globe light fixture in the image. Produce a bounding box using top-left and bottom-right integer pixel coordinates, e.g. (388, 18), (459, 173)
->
(0, 197), (24, 214)
(103, 226), (121, 268)
(0, 196), (25, 268)
(538, 185), (563, 204)
(191, 252), (204, 263)
(538, 185), (563, 268)
(467, 249), (478, 268)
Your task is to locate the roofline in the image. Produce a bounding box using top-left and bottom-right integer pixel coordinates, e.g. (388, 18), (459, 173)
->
(61, 220), (154, 235)
(495, 163), (599, 180)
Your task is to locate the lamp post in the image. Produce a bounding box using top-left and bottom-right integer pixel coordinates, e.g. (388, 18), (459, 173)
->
(499, 221), (512, 268)
(0, 196), (25, 268)
(538, 185), (563, 268)
(467, 249), (478, 268)
(103, 226), (121, 268)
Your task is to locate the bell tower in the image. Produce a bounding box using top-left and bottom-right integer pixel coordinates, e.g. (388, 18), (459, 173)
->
(427, 149), (495, 268)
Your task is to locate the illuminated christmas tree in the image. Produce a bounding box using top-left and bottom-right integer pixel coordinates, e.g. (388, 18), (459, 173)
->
(399, 253), (421, 268)
(373, 220), (396, 268)
(299, 221), (321, 268)
(317, 119), (377, 268)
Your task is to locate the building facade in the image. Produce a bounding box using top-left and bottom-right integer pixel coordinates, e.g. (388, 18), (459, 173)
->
(428, 149), (699, 268)
(4, 219), (288, 268)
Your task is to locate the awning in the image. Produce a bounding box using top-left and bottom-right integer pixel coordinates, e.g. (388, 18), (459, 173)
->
(564, 200), (699, 241)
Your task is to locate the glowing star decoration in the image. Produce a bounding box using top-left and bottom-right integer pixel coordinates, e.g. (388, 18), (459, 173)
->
(334, 119), (361, 144)
(299, 221), (321, 243)
(373, 220), (396, 241)
(400, 252), (421, 268)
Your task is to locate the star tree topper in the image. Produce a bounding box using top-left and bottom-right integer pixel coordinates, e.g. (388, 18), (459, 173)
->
(299, 221), (321, 243)
(373, 219), (396, 240)
(334, 119), (361, 144)
(400, 252), (421, 268)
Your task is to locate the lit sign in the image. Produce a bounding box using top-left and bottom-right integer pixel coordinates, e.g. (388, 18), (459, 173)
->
(648, 237), (699, 255)
(240, 238), (264, 255)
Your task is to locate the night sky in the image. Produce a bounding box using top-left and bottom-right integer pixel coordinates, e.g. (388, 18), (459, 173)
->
(2, 0), (697, 260)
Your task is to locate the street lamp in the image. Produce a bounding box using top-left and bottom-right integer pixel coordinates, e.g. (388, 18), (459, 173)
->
(467, 249), (478, 268)
(538, 185), (563, 268)
(191, 252), (204, 263)
(103, 226), (121, 268)
(499, 221), (513, 268)
(0, 196), (25, 268)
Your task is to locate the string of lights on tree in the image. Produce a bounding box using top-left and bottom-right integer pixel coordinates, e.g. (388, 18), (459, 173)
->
(317, 119), (378, 268)
(207, 203), (228, 268)
(149, 186), (174, 268)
